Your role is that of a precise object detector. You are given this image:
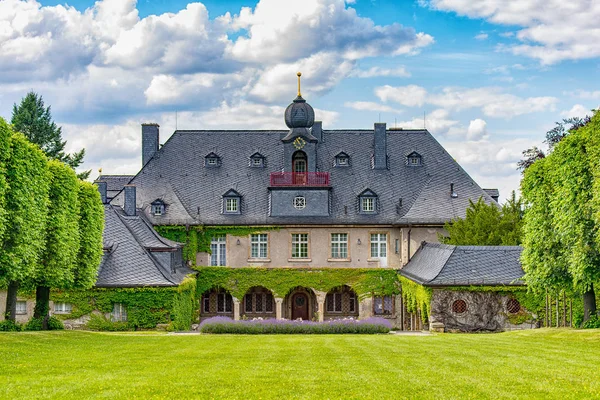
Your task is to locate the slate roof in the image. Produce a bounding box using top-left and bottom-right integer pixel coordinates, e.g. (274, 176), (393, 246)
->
(400, 242), (524, 286)
(96, 175), (133, 202)
(97, 205), (192, 287)
(112, 128), (495, 226)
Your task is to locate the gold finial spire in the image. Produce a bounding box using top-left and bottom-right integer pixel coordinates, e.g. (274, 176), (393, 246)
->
(98, 167), (102, 175)
(297, 72), (302, 97)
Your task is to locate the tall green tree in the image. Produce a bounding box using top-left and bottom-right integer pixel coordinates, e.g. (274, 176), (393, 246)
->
(0, 123), (50, 321)
(31, 160), (80, 328)
(521, 111), (600, 322)
(441, 194), (522, 246)
(73, 181), (105, 288)
(11, 91), (89, 179)
(0, 119), (10, 253)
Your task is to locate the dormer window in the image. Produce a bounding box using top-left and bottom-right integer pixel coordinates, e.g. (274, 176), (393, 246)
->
(406, 151), (422, 167)
(358, 189), (378, 214)
(150, 199), (165, 216)
(222, 189), (242, 215)
(249, 152), (265, 168)
(334, 152), (350, 167)
(205, 152), (221, 167)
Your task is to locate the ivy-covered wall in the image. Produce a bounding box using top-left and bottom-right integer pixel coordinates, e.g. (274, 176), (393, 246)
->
(47, 275), (197, 330)
(155, 226), (279, 265)
(195, 267), (401, 299)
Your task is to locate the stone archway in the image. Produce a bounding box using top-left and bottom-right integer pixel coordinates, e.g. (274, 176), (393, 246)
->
(285, 287), (317, 321)
(324, 285), (359, 320)
(199, 287), (234, 321)
(242, 286), (275, 319)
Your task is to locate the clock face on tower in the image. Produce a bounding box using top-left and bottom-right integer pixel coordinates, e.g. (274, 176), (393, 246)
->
(293, 137), (306, 150)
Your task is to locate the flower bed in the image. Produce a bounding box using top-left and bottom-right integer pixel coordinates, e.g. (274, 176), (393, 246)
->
(198, 317), (392, 334)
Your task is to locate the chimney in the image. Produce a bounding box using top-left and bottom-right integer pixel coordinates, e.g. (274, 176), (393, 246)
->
(373, 122), (387, 169)
(312, 121), (323, 142)
(96, 181), (107, 204)
(123, 185), (136, 216)
(142, 123), (160, 166)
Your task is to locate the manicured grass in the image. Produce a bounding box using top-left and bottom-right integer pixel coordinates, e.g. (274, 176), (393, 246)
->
(1, 329), (599, 399)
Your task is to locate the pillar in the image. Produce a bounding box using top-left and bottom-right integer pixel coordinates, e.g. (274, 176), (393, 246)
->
(315, 290), (326, 322)
(275, 298), (284, 319)
(233, 298), (240, 321)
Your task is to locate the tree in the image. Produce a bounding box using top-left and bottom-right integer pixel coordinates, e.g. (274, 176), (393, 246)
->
(73, 181), (104, 288)
(518, 116), (593, 173)
(521, 111), (600, 323)
(441, 194), (522, 246)
(31, 160), (80, 329)
(0, 122), (50, 321)
(0, 119), (10, 256)
(11, 92), (89, 179)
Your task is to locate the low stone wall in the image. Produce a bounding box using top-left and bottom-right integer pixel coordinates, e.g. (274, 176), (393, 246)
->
(429, 289), (537, 332)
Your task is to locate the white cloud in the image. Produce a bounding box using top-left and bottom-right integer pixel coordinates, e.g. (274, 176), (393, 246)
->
(560, 104), (594, 119)
(349, 66), (411, 78)
(228, 0), (433, 63)
(375, 85), (557, 118)
(474, 33), (488, 40)
(564, 90), (600, 100)
(423, 0), (600, 64)
(344, 101), (401, 113)
(397, 109), (458, 135)
(466, 118), (487, 140)
(374, 85), (427, 107)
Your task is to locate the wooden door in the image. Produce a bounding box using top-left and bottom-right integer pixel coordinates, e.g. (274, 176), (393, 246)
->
(291, 293), (309, 320)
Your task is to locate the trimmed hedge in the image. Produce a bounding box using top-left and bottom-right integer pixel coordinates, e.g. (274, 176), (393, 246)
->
(198, 317), (392, 334)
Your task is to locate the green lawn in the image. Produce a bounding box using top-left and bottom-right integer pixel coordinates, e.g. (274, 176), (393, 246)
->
(1, 329), (599, 399)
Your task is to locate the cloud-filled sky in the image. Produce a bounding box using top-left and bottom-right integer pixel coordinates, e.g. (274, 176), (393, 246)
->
(1, 0), (599, 201)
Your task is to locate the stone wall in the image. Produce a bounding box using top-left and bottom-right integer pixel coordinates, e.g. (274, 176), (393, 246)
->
(429, 289), (537, 332)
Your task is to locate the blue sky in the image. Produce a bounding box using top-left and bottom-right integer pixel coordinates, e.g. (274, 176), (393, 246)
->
(1, 0), (599, 201)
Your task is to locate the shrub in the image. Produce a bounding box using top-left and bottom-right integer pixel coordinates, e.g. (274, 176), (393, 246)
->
(23, 317), (64, 331)
(85, 314), (130, 331)
(582, 315), (600, 329)
(199, 317), (392, 334)
(0, 320), (22, 332)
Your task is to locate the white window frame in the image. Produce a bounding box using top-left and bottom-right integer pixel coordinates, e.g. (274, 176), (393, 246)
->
(293, 196), (306, 210)
(111, 303), (127, 322)
(252, 157), (263, 167)
(291, 233), (309, 259)
(250, 234), (268, 259)
(207, 157), (218, 166)
(210, 235), (227, 266)
(53, 302), (72, 314)
(370, 233), (387, 258)
(225, 197), (239, 213)
(15, 301), (27, 315)
(338, 156), (348, 165)
(331, 233), (348, 259)
(410, 156), (420, 166)
(362, 197), (375, 212)
(151, 203), (164, 216)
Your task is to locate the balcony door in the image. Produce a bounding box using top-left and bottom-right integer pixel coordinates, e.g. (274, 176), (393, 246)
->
(292, 151), (307, 185)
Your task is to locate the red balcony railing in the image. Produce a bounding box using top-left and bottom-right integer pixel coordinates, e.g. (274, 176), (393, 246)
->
(270, 172), (330, 187)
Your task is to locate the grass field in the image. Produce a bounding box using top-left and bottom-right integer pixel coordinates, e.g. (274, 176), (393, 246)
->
(2, 329), (599, 399)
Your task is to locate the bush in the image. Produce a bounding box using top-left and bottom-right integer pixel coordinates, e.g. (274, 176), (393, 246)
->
(23, 316), (64, 331)
(199, 317), (392, 334)
(85, 314), (130, 331)
(582, 315), (600, 329)
(0, 320), (22, 332)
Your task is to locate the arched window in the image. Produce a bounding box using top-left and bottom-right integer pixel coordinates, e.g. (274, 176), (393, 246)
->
(292, 151), (308, 185)
(202, 288), (233, 314)
(326, 286), (358, 315)
(452, 299), (467, 314)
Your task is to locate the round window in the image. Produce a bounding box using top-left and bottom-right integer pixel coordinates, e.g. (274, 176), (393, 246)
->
(452, 299), (467, 314)
(295, 296), (305, 306)
(506, 298), (521, 314)
(294, 196), (306, 210)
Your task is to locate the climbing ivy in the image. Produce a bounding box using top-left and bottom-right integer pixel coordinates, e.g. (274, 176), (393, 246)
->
(195, 267), (401, 300)
(399, 276), (432, 322)
(155, 226), (279, 265)
(44, 276), (197, 330)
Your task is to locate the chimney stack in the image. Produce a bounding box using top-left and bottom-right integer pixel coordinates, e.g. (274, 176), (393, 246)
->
(124, 185), (137, 216)
(142, 123), (160, 166)
(312, 121), (323, 142)
(373, 122), (387, 169)
(96, 181), (107, 204)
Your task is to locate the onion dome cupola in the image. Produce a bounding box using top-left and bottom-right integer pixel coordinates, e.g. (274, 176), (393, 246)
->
(282, 72), (318, 143)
